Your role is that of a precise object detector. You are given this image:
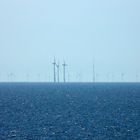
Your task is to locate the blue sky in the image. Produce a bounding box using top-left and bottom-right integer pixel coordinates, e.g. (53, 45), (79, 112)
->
(0, 0), (140, 82)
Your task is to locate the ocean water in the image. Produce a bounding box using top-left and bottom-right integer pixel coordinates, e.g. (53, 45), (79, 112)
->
(0, 83), (140, 140)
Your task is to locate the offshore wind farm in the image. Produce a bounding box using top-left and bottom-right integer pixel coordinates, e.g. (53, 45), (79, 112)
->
(0, 56), (139, 83)
(0, 59), (139, 83)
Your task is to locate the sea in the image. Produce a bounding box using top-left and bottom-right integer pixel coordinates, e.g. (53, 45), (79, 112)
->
(0, 83), (140, 140)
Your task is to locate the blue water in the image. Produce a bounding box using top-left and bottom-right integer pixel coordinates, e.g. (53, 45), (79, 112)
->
(0, 83), (140, 140)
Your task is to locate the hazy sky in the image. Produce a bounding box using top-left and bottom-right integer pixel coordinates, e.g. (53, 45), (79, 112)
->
(0, 0), (140, 82)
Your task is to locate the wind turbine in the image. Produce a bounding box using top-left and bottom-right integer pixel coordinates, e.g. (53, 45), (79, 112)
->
(7, 73), (10, 82)
(106, 73), (110, 82)
(52, 58), (56, 83)
(136, 73), (139, 82)
(96, 73), (99, 82)
(37, 73), (41, 82)
(9, 73), (14, 82)
(62, 61), (67, 82)
(26, 73), (29, 82)
(56, 62), (60, 83)
(111, 74), (114, 82)
(121, 73), (125, 82)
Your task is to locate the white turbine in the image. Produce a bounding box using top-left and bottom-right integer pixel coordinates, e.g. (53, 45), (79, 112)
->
(52, 58), (56, 83)
(62, 61), (67, 82)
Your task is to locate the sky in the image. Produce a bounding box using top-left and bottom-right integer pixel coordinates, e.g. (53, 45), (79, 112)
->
(0, 0), (140, 82)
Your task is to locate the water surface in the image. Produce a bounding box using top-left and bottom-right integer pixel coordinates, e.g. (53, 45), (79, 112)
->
(0, 83), (140, 139)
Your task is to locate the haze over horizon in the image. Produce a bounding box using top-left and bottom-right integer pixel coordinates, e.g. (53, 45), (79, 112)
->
(0, 0), (140, 82)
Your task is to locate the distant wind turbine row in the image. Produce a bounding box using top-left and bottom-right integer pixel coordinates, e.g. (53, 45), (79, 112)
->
(0, 58), (139, 82)
(52, 58), (67, 83)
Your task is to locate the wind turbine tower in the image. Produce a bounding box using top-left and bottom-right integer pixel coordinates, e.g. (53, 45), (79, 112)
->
(121, 73), (125, 82)
(56, 62), (60, 83)
(26, 74), (29, 82)
(52, 58), (56, 83)
(62, 61), (67, 82)
(136, 73), (138, 82)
